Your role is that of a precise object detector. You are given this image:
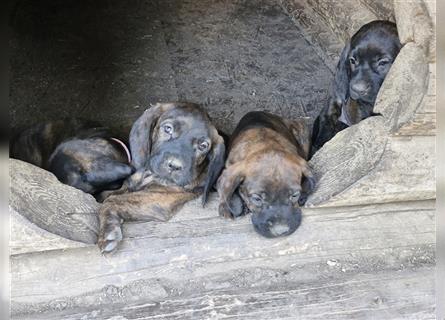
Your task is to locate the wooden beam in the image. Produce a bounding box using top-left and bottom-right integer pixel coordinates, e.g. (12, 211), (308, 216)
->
(10, 159), (100, 244)
(11, 200), (435, 317)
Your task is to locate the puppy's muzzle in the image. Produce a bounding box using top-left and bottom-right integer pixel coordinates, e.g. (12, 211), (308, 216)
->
(165, 157), (184, 173)
(251, 206), (302, 238)
(350, 81), (370, 100)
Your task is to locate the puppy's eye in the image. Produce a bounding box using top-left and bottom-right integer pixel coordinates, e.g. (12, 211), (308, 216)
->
(163, 124), (173, 135)
(250, 194), (263, 206)
(378, 59), (390, 66)
(198, 140), (209, 152)
(349, 57), (357, 65)
(290, 191), (301, 201)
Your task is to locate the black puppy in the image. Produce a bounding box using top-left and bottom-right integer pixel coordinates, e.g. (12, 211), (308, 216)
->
(311, 20), (402, 156)
(10, 118), (133, 197)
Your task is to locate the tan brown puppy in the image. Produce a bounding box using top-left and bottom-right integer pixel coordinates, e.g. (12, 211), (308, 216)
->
(98, 102), (225, 253)
(217, 111), (315, 238)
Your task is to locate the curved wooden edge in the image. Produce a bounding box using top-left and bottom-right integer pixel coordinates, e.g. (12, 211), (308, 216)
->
(10, 159), (100, 245)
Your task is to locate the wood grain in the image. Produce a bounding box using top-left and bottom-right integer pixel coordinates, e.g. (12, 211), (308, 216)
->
(317, 135), (435, 207)
(10, 209), (89, 255)
(307, 116), (388, 206)
(14, 268), (434, 320)
(11, 200), (435, 318)
(10, 159), (100, 244)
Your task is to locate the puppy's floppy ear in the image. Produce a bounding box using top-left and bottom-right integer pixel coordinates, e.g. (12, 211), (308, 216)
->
(332, 41), (351, 108)
(202, 131), (226, 206)
(84, 160), (134, 187)
(129, 103), (166, 170)
(217, 163), (245, 218)
(298, 164), (316, 206)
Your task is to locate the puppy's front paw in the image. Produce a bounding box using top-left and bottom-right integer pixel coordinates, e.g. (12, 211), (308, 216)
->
(219, 204), (235, 219)
(219, 194), (245, 219)
(98, 218), (123, 254)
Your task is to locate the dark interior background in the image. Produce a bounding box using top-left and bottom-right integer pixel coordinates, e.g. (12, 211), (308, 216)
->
(9, 0), (334, 136)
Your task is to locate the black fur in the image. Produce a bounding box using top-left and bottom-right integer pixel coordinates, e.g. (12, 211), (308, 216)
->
(10, 119), (133, 197)
(311, 20), (401, 157)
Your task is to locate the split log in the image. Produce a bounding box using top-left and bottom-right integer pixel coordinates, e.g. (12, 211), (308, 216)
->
(10, 159), (100, 245)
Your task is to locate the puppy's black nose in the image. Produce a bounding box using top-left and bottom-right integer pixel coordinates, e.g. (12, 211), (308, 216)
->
(350, 82), (369, 96)
(167, 159), (183, 172)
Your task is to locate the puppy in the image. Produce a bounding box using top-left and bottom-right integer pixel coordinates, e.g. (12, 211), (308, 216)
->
(10, 118), (133, 197)
(217, 111), (315, 238)
(311, 20), (402, 156)
(97, 102), (226, 253)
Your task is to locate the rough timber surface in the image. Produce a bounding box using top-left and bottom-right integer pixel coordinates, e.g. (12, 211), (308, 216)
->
(11, 199), (435, 319)
(10, 159), (99, 244)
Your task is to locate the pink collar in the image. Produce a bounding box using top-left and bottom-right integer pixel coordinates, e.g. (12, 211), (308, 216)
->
(110, 137), (132, 163)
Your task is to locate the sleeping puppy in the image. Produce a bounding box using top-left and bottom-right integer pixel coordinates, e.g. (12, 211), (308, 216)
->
(97, 102), (226, 253)
(217, 111), (315, 238)
(311, 20), (402, 156)
(10, 118), (133, 197)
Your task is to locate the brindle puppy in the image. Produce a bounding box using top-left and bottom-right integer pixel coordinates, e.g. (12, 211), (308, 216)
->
(217, 111), (315, 238)
(10, 118), (133, 196)
(311, 20), (402, 156)
(98, 102), (225, 253)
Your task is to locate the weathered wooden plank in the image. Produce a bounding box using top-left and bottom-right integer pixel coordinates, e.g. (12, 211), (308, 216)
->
(14, 267), (435, 320)
(322, 135), (435, 207)
(305, 0), (378, 42)
(359, 0), (395, 21)
(10, 159), (100, 244)
(307, 116), (388, 206)
(394, 112), (436, 136)
(11, 200), (435, 317)
(280, 0), (343, 70)
(394, 62), (436, 136)
(10, 209), (88, 255)
(374, 43), (429, 134)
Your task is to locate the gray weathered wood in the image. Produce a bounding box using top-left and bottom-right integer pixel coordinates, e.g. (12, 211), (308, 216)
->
(11, 200), (435, 318)
(10, 159), (100, 244)
(360, 0), (395, 21)
(307, 116), (388, 206)
(374, 43), (429, 133)
(300, 0), (378, 42)
(394, 0), (436, 62)
(394, 112), (436, 136)
(10, 208), (89, 255)
(14, 267), (435, 320)
(316, 135), (435, 207)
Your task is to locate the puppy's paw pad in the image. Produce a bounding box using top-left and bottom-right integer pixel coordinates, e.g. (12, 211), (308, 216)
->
(98, 225), (123, 254)
(101, 240), (119, 254)
(105, 225), (123, 241)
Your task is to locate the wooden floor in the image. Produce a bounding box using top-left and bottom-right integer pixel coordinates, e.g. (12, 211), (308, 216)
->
(11, 197), (435, 319)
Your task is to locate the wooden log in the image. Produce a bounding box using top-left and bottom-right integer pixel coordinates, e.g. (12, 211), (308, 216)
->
(9, 159), (100, 244)
(317, 135), (435, 207)
(374, 43), (429, 134)
(307, 116), (388, 206)
(11, 200), (435, 317)
(13, 267), (435, 320)
(10, 208), (89, 255)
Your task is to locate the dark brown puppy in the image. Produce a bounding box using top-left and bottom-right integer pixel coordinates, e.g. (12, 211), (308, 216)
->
(217, 111), (315, 238)
(98, 102), (225, 253)
(311, 20), (402, 156)
(10, 119), (133, 196)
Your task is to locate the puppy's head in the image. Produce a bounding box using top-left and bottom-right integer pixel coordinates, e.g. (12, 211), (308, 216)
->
(334, 20), (401, 109)
(48, 138), (133, 195)
(218, 152), (315, 238)
(129, 102), (225, 204)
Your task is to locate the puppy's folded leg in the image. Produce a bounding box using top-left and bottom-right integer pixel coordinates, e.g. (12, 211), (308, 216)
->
(98, 207), (123, 253)
(97, 187), (198, 253)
